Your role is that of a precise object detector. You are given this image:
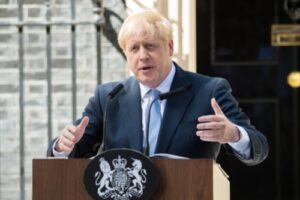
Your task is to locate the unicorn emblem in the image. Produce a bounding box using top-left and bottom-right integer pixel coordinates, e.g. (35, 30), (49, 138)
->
(128, 159), (147, 195)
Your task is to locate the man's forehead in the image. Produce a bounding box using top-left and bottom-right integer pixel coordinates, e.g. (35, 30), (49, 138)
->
(126, 34), (161, 45)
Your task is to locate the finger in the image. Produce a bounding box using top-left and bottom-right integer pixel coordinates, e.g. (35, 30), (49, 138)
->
(211, 98), (224, 115)
(77, 116), (89, 130)
(198, 115), (223, 123)
(67, 125), (77, 134)
(58, 141), (74, 152)
(75, 116), (89, 139)
(59, 125), (76, 143)
(56, 136), (74, 152)
(196, 130), (222, 141)
(60, 136), (75, 147)
(196, 122), (225, 130)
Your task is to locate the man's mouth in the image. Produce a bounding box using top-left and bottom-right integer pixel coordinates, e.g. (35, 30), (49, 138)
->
(140, 66), (154, 71)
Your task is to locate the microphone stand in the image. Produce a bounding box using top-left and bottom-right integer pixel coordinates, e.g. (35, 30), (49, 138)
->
(96, 84), (124, 155)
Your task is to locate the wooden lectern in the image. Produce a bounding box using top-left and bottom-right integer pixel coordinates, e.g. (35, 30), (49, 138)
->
(32, 159), (229, 200)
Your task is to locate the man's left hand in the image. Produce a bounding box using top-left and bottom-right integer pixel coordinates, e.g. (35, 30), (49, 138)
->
(196, 98), (240, 144)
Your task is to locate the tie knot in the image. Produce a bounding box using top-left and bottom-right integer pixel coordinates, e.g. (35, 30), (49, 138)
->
(149, 89), (160, 99)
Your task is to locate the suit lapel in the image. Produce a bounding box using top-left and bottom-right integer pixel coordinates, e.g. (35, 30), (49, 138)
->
(155, 66), (194, 153)
(118, 78), (143, 152)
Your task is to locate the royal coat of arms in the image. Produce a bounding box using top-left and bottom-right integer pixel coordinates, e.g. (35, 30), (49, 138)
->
(84, 149), (159, 200)
(94, 156), (147, 200)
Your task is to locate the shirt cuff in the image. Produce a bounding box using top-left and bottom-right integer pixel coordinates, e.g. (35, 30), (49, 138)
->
(228, 125), (251, 159)
(52, 139), (70, 158)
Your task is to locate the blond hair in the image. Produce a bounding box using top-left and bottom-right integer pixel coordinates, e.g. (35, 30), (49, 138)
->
(118, 10), (173, 50)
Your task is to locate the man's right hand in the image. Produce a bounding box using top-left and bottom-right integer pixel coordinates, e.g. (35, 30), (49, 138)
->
(55, 116), (89, 153)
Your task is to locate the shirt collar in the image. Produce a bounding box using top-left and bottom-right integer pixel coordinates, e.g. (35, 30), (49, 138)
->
(140, 63), (176, 99)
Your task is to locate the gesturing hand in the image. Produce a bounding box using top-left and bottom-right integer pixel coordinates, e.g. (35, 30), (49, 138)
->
(196, 98), (240, 144)
(55, 116), (89, 153)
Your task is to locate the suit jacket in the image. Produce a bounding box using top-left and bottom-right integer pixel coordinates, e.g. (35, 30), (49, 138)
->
(48, 64), (268, 165)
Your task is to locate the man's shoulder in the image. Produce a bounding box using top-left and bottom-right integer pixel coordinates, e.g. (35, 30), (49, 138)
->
(97, 81), (121, 92)
(95, 76), (137, 94)
(176, 66), (226, 85)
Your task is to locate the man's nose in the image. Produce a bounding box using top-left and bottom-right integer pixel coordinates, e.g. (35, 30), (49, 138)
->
(139, 47), (149, 60)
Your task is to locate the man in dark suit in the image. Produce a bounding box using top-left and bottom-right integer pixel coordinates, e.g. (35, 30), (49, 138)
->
(48, 10), (268, 165)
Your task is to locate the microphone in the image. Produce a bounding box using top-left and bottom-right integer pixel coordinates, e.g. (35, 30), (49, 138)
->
(97, 83), (124, 155)
(108, 83), (124, 98)
(158, 87), (186, 100)
(144, 87), (186, 155)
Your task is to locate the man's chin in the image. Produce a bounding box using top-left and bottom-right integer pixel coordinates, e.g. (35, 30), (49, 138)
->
(139, 79), (159, 88)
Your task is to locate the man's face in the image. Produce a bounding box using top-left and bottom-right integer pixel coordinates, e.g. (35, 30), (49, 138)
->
(124, 33), (173, 88)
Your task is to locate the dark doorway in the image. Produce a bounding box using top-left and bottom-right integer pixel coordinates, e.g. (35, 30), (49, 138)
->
(196, 0), (299, 200)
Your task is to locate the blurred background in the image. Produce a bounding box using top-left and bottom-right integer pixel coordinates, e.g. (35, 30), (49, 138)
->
(0, 0), (299, 199)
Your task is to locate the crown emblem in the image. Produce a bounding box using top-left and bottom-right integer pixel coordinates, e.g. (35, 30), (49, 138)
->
(112, 155), (127, 169)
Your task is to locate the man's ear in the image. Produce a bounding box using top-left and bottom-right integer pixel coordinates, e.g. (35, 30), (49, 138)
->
(168, 39), (174, 56)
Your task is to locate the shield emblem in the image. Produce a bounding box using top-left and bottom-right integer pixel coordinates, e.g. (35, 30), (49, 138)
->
(112, 169), (131, 194)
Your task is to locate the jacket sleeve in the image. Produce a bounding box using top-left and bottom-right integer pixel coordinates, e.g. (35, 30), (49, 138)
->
(213, 78), (269, 165)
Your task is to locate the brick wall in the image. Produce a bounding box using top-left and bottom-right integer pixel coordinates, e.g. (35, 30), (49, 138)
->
(0, 0), (127, 199)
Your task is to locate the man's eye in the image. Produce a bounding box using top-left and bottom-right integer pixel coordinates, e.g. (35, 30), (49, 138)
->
(146, 44), (155, 49)
(130, 46), (138, 52)
(145, 44), (157, 50)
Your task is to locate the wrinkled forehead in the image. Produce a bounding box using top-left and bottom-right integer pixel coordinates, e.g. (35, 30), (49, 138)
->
(125, 34), (162, 50)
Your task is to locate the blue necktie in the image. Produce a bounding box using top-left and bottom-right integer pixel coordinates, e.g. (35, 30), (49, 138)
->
(148, 89), (161, 155)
